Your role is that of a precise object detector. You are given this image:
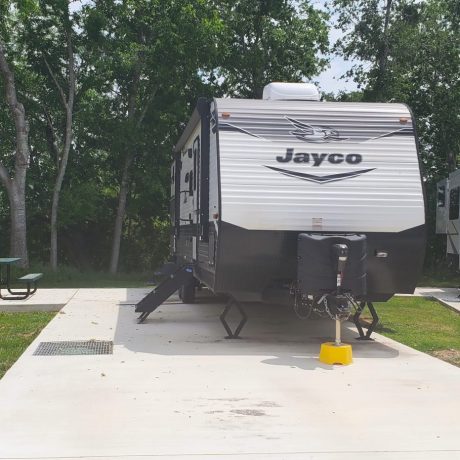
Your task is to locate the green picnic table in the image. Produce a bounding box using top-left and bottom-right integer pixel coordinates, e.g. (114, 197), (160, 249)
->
(0, 258), (43, 300)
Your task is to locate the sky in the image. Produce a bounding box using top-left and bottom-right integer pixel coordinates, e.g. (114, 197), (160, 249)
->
(310, 1), (359, 94)
(316, 57), (358, 94)
(314, 25), (359, 94)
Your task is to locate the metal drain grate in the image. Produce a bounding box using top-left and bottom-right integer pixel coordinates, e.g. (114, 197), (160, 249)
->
(34, 340), (113, 356)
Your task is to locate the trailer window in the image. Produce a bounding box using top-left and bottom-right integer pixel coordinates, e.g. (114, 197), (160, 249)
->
(437, 185), (445, 207)
(170, 198), (175, 225)
(449, 187), (459, 220)
(188, 171), (193, 196)
(193, 136), (200, 191)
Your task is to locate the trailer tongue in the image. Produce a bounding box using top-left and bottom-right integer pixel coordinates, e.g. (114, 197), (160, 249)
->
(294, 233), (379, 341)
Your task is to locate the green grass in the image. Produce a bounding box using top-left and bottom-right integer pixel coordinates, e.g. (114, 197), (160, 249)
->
(368, 297), (460, 366)
(419, 272), (460, 288)
(15, 264), (153, 288)
(0, 312), (56, 378)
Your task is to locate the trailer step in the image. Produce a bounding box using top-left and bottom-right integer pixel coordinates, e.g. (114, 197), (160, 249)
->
(135, 264), (194, 323)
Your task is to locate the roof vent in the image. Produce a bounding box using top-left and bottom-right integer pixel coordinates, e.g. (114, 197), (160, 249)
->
(262, 82), (320, 101)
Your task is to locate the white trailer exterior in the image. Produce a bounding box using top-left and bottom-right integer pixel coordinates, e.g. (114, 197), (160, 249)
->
(170, 91), (425, 302)
(436, 170), (460, 268)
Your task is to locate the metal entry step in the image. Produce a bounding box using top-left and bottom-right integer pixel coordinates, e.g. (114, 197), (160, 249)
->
(135, 264), (194, 323)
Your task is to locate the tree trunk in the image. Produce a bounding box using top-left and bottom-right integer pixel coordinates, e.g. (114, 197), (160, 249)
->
(107, 58), (156, 274)
(375, 0), (393, 100)
(9, 181), (28, 268)
(108, 56), (144, 274)
(447, 148), (457, 173)
(50, 185), (60, 270)
(49, 25), (76, 271)
(109, 154), (133, 274)
(0, 39), (30, 269)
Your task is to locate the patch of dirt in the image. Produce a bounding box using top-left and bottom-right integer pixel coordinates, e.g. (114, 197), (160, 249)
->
(256, 401), (281, 408)
(430, 349), (460, 367)
(230, 409), (266, 417)
(18, 332), (36, 338)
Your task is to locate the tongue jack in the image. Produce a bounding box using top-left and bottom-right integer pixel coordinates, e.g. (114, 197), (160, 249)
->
(333, 243), (348, 346)
(319, 243), (353, 365)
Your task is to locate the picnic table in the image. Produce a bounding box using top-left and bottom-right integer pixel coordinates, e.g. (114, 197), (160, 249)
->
(0, 258), (43, 300)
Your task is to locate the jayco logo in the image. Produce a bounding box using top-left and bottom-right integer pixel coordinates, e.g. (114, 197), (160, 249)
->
(276, 148), (362, 166)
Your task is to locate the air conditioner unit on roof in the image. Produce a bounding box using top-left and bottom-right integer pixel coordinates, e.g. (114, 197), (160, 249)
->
(262, 82), (320, 101)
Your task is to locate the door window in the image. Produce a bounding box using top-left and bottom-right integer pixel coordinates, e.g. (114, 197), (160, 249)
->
(437, 185), (445, 207)
(449, 187), (459, 220)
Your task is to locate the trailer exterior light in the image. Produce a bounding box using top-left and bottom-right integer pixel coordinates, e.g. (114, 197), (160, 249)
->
(399, 117), (409, 124)
(375, 251), (388, 258)
(221, 112), (231, 118)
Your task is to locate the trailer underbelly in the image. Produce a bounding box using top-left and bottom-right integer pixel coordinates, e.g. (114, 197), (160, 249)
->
(206, 222), (425, 302)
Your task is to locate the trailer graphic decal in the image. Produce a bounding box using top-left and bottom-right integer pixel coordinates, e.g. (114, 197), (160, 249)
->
(285, 117), (344, 143)
(276, 149), (362, 166)
(265, 165), (375, 184)
(219, 116), (414, 144)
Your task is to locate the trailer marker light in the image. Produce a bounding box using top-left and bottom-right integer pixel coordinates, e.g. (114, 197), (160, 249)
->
(375, 251), (388, 258)
(399, 117), (409, 124)
(221, 112), (231, 118)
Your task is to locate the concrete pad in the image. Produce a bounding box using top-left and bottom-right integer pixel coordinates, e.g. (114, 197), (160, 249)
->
(413, 287), (460, 314)
(0, 289), (459, 459)
(0, 288), (79, 312)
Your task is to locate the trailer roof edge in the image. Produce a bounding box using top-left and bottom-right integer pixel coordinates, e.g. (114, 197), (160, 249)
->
(174, 98), (209, 153)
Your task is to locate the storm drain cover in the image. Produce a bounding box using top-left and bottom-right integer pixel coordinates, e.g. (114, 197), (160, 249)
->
(34, 340), (113, 356)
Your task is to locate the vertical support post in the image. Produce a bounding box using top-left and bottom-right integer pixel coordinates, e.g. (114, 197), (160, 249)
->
(335, 319), (341, 346)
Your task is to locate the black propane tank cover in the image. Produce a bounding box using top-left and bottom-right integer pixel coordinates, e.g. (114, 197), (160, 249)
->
(297, 233), (367, 296)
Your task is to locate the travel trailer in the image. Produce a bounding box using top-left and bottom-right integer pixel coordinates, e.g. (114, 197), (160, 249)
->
(436, 169), (460, 268)
(135, 83), (426, 338)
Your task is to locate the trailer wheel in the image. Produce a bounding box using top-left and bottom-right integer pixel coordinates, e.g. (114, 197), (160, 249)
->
(179, 280), (195, 304)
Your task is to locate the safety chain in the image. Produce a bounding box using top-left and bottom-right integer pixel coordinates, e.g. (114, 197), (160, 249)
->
(291, 282), (357, 322)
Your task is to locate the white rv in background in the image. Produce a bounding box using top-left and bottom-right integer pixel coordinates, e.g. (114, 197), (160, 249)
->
(436, 169), (460, 268)
(136, 83), (426, 338)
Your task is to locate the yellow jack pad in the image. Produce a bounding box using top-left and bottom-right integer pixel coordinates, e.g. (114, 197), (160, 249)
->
(319, 342), (353, 365)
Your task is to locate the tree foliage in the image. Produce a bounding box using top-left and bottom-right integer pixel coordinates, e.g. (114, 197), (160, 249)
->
(331, 0), (460, 268)
(0, 0), (330, 271)
(2, 0), (456, 274)
(215, 0), (329, 98)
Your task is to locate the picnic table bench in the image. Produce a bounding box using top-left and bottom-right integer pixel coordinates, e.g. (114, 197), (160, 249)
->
(0, 258), (43, 300)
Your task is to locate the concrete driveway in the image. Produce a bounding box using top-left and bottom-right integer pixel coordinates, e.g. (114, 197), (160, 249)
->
(0, 288), (459, 459)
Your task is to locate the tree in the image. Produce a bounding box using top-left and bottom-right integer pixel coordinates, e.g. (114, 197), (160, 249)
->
(0, 0), (333, 273)
(83, 0), (222, 273)
(332, 0), (460, 174)
(214, 0), (329, 98)
(398, 0), (460, 176)
(48, 15), (75, 271)
(0, 39), (30, 268)
(7, 0), (82, 270)
(331, 0), (405, 101)
(31, 2), (77, 271)
(331, 0), (460, 267)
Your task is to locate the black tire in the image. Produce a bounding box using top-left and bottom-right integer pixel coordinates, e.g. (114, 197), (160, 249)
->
(179, 280), (196, 304)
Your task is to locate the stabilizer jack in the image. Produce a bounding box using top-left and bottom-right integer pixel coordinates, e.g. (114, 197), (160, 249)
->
(353, 301), (379, 340)
(219, 297), (248, 339)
